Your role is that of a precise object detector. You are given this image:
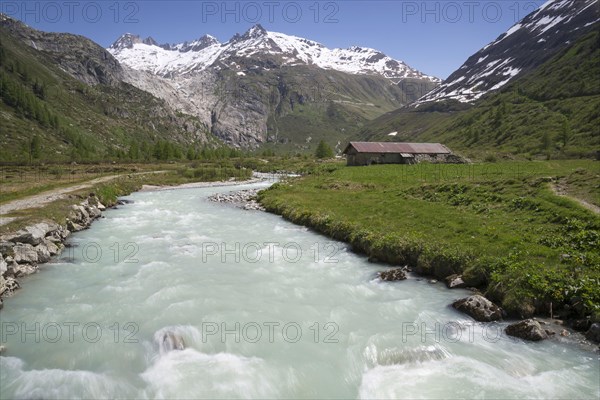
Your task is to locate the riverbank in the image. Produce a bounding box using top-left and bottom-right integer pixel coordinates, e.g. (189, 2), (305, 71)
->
(0, 193), (109, 309)
(257, 161), (600, 340)
(0, 168), (263, 309)
(208, 189), (266, 211)
(200, 186), (599, 350)
(139, 172), (279, 192)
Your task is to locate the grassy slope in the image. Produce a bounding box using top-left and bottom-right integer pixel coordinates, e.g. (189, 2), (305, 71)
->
(259, 161), (600, 318)
(0, 28), (210, 163)
(360, 29), (600, 159)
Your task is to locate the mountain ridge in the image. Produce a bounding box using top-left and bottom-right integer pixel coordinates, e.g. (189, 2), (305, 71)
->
(416, 0), (599, 105)
(108, 24), (440, 83)
(359, 15), (600, 158)
(0, 13), (125, 86)
(109, 23), (440, 148)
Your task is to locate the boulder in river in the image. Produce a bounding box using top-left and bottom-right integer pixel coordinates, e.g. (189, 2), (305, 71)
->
(42, 239), (61, 256)
(67, 220), (85, 232)
(505, 319), (548, 341)
(452, 295), (503, 322)
(586, 323), (600, 343)
(0, 242), (13, 257)
(444, 274), (466, 289)
(378, 268), (407, 281)
(12, 263), (38, 277)
(571, 319), (591, 332)
(35, 243), (52, 263)
(159, 331), (186, 352)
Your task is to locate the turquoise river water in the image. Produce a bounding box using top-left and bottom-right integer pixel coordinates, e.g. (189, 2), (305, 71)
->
(0, 181), (598, 399)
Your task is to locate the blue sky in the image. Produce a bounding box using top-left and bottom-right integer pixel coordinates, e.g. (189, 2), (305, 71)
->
(2, 0), (547, 79)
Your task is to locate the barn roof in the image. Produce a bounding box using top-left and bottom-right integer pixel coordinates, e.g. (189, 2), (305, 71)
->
(343, 142), (450, 155)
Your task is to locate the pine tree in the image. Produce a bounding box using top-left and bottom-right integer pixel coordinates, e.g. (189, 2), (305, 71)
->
(153, 141), (163, 160)
(33, 80), (46, 99)
(29, 135), (41, 161)
(315, 140), (334, 159)
(140, 142), (150, 160)
(186, 147), (196, 160)
(557, 119), (571, 149)
(128, 142), (140, 160)
(0, 44), (5, 66)
(541, 132), (552, 150)
(172, 145), (182, 160)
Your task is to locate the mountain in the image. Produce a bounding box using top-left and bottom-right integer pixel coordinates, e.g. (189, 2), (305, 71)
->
(417, 0), (599, 104)
(0, 15), (212, 162)
(109, 24), (439, 83)
(108, 25), (440, 149)
(359, 0), (599, 158)
(1, 14), (124, 86)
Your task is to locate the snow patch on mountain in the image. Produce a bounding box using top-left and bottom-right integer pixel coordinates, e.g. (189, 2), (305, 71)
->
(108, 25), (439, 83)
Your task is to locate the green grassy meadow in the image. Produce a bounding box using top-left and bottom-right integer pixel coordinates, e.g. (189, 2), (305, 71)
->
(259, 161), (600, 319)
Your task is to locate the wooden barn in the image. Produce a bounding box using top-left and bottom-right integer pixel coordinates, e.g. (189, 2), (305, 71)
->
(342, 142), (454, 166)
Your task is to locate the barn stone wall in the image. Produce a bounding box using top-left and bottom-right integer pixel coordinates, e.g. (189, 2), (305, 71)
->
(413, 154), (465, 164)
(344, 148), (466, 166)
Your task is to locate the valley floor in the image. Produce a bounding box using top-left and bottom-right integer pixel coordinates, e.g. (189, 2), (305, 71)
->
(2, 159), (598, 327)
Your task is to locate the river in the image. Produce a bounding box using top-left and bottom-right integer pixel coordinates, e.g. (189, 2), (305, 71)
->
(0, 181), (598, 399)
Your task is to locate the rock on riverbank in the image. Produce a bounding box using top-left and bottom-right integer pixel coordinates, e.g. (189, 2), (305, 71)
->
(452, 295), (503, 322)
(0, 194), (106, 308)
(505, 319), (549, 341)
(208, 189), (265, 211)
(378, 267), (408, 281)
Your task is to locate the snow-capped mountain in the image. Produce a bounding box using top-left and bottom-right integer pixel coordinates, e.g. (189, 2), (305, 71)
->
(106, 24), (440, 147)
(109, 24), (439, 83)
(417, 0), (599, 104)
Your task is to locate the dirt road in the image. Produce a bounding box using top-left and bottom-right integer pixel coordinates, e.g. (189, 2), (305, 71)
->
(0, 172), (167, 224)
